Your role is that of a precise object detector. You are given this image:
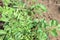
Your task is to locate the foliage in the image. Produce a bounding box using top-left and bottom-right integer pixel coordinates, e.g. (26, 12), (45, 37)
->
(0, 0), (60, 40)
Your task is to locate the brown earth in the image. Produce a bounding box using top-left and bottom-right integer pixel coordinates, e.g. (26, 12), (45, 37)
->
(0, 0), (60, 40)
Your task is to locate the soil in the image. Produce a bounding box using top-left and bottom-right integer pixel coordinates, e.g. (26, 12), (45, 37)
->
(0, 0), (60, 40)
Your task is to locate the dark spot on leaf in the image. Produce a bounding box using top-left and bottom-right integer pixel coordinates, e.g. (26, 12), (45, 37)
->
(8, 3), (13, 7)
(0, 21), (5, 30)
(36, 16), (38, 18)
(0, 13), (2, 18)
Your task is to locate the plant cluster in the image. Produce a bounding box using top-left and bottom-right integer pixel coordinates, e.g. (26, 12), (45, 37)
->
(0, 0), (60, 40)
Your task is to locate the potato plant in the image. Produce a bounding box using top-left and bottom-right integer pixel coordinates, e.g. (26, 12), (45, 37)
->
(0, 0), (60, 40)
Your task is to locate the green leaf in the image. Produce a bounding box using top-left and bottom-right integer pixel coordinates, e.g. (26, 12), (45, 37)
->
(0, 36), (5, 40)
(57, 24), (60, 30)
(41, 22), (47, 28)
(2, 0), (11, 6)
(37, 29), (48, 40)
(0, 30), (6, 35)
(0, 6), (3, 12)
(50, 29), (58, 37)
(49, 20), (58, 27)
(39, 4), (47, 12)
